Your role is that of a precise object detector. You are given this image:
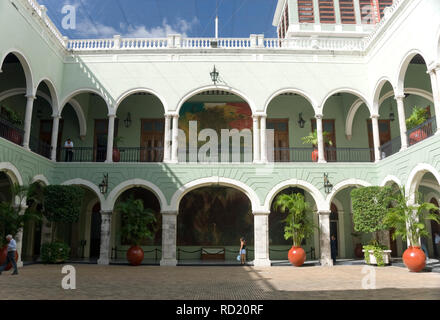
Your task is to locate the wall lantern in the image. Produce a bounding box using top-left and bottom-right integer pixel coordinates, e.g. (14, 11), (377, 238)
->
(210, 65), (219, 85)
(389, 101), (395, 122)
(324, 173), (333, 194)
(99, 173), (109, 195)
(124, 112), (132, 128)
(298, 113), (306, 128)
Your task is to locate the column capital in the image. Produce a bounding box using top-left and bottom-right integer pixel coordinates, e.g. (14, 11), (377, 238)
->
(252, 210), (270, 216)
(108, 114), (117, 118)
(370, 114), (380, 119)
(315, 113), (323, 120)
(165, 112), (179, 118)
(318, 210), (331, 216)
(161, 210), (178, 215)
(394, 94), (405, 100)
(254, 112), (267, 118)
(100, 210), (113, 216)
(51, 114), (62, 119)
(25, 94), (36, 100)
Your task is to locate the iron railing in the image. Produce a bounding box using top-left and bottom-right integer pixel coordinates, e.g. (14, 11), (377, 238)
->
(117, 147), (164, 163)
(380, 136), (402, 159)
(29, 135), (52, 159)
(59, 147), (106, 162)
(0, 116), (24, 146)
(407, 117), (437, 147)
(324, 147), (374, 163)
(272, 147), (315, 162)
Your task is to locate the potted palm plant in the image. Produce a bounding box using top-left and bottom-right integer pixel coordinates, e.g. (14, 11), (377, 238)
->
(383, 187), (440, 272)
(301, 130), (332, 162)
(273, 193), (316, 267)
(112, 136), (124, 162)
(406, 106), (429, 145)
(116, 196), (157, 266)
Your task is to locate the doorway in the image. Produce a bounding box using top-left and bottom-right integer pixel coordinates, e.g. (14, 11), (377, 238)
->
(267, 119), (290, 162)
(140, 119), (164, 162)
(89, 203), (102, 259)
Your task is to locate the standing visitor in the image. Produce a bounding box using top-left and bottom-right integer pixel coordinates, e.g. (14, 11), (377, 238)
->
(239, 237), (246, 265)
(434, 232), (440, 258)
(64, 138), (74, 162)
(0, 235), (18, 275)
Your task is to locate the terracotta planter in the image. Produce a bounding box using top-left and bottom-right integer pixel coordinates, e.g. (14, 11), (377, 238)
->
(311, 149), (319, 162)
(127, 246), (144, 266)
(112, 148), (120, 162)
(354, 243), (363, 258)
(0, 246), (18, 271)
(409, 129), (427, 145)
(288, 246), (306, 267)
(403, 246), (426, 272)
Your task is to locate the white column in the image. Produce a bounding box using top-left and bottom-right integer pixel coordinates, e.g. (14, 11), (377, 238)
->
(97, 210), (112, 265)
(260, 115), (267, 163)
(163, 114), (172, 162)
(22, 95), (36, 149)
(160, 211), (178, 266)
(353, 0), (362, 25)
(370, 114), (381, 162)
(252, 115), (260, 163)
(428, 68), (440, 134)
(253, 211), (271, 267)
(334, 0), (342, 25)
(14, 205), (27, 268)
(395, 95), (408, 150)
(316, 114), (326, 163)
(50, 115), (61, 161)
(105, 114), (116, 163)
(319, 211), (333, 267)
(171, 115), (179, 163)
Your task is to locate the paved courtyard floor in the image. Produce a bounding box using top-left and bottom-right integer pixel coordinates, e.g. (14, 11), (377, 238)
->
(0, 264), (439, 300)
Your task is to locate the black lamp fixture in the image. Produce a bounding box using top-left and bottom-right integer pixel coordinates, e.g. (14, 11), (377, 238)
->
(389, 100), (395, 122)
(210, 65), (219, 85)
(324, 173), (333, 194)
(99, 173), (108, 195)
(298, 113), (306, 128)
(124, 112), (132, 128)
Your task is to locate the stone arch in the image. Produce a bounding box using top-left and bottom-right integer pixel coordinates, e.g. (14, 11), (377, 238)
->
(372, 77), (396, 114)
(263, 88), (319, 114)
(170, 177), (261, 213)
(67, 99), (87, 137)
(61, 178), (106, 209)
(107, 179), (167, 212)
(0, 50), (34, 96)
(263, 179), (327, 212)
(396, 49), (429, 95)
(175, 85), (257, 115)
(0, 162), (23, 186)
(114, 88), (168, 113)
(380, 175), (402, 187)
(59, 88), (112, 115)
(324, 179), (372, 210)
(321, 88), (372, 115)
(405, 163), (440, 200)
(30, 174), (50, 186)
(35, 78), (60, 115)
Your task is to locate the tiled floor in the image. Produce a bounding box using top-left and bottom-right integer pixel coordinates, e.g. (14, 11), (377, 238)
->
(1, 264), (439, 300)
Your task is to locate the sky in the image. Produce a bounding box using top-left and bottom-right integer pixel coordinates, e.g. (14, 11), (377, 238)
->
(38, 0), (279, 39)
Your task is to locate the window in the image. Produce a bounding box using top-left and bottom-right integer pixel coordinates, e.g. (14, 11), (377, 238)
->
(298, 0), (315, 23)
(319, 0), (336, 24)
(359, 0), (374, 24)
(378, 0), (393, 18)
(339, 0), (356, 24)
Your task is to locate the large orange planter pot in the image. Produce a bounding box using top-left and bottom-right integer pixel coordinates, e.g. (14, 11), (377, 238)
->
(409, 129), (427, 145)
(0, 246), (18, 271)
(112, 148), (121, 162)
(127, 246), (144, 266)
(311, 149), (319, 162)
(403, 246), (426, 272)
(288, 246), (306, 267)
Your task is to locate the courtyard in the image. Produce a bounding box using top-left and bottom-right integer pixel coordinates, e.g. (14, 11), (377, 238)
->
(0, 264), (439, 300)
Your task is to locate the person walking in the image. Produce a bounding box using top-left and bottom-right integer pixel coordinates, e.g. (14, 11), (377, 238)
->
(0, 235), (18, 275)
(64, 138), (74, 162)
(330, 235), (338, 265)
(239, 237), (247, 265)
(434, 232), (440, 259)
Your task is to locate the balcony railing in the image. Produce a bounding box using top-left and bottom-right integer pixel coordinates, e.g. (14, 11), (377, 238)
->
(272, 148), (315, 162)
(324, 147), (374, 163)
(118, 147), (164, 163)
(29, 136), (52, 159)
(407, 117), (437, 147)
(59, 147), (106, 162)
(0, 116), (24, 146)
(380, 136), (402, 159)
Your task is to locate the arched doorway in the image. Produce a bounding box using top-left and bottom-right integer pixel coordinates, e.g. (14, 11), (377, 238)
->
(112, 187), (162, 263)
(178, 90), (254, 163)
(177, 186), (253, 262)
(269, 187), (318, 262)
